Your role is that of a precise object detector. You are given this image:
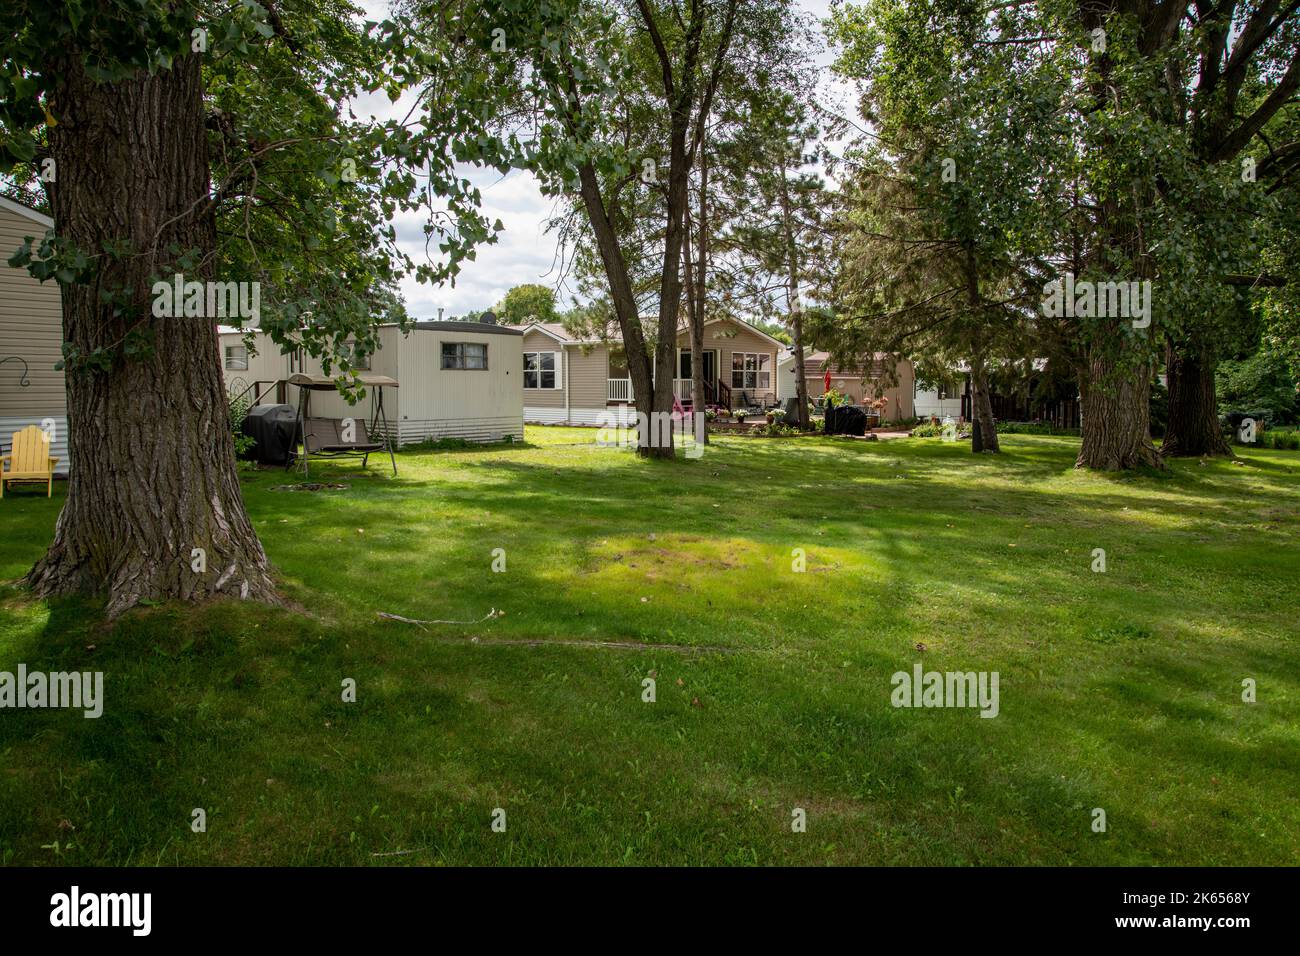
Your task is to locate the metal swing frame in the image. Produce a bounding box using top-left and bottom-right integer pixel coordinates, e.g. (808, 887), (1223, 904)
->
(287, 373), (399, 478)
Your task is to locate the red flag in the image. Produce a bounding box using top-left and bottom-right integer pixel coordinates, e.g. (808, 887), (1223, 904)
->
(823, 369), (832, 394)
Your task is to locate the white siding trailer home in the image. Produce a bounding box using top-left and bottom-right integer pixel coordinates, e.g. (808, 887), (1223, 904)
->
(0, 196), (70, 474)
(219, 319), (524, 445)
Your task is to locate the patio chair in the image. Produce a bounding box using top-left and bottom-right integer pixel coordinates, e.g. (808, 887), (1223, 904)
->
(1, 425), (57, 498)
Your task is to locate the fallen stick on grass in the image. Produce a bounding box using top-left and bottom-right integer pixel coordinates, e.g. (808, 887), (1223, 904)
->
(377, 609), (501, 629)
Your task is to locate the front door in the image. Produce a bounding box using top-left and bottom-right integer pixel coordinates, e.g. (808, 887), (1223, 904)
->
(679, 349), (719, 403)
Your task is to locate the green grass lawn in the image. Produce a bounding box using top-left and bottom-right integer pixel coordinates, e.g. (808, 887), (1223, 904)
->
(1, 427), (1297, 865)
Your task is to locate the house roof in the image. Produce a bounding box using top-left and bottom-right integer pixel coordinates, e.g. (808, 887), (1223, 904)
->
(514, 321), (599, 344)
(0, 194), (53, 228)
(218, 320), (523, 338)
(784, 350), (892, 378)
(510, 316), (786, 349)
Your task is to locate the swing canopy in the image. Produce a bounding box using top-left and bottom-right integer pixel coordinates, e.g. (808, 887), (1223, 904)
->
(287, 373), (399, 477)
(287, 373), (399, 390)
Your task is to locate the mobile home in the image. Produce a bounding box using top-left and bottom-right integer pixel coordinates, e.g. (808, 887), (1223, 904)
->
(219, 319), (524, 445)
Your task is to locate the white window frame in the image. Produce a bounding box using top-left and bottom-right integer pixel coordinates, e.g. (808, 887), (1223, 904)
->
(441, 341), (489, 370)
(224, 344), (248, 371)
(731, 352), (770, 390)
(523, 350), (560, 389)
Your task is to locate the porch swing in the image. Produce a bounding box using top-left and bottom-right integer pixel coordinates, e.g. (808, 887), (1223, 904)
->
(287, 372), (399, 478)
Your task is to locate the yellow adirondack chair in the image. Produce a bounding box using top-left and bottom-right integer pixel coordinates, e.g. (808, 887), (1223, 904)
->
(1, 425), (58, 498)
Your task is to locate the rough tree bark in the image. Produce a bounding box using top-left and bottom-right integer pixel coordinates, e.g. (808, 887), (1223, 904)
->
(1161, 337), (1231, 457)
(686, 140), (709, 443)
(26, 53), (278, 617)
(1076, 356), (1163, 470)
(576, 162), (660, 457)
(969, 351), (1000, 454)
(961, 248), (998, 452)
(778, 162), (810, 430)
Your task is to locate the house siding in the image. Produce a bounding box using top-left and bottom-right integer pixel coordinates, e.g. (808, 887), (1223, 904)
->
(394, 326), (522, 442)
(520, 331), (565, 409)
(699, 324), (778, 402)
(802, 358), (915, 420)
(567, 344), (610, 411)
(0, 201), (70, 472)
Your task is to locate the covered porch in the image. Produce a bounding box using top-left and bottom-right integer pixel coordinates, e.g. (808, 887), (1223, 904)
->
(608, 347), (758, 409)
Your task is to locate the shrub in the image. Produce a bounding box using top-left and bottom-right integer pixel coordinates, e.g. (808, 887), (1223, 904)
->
(910, 422), (944, 438)
(228, 394), (257, 459)
(1258, 429), (1300, 450)
(752, 422), (802, 437)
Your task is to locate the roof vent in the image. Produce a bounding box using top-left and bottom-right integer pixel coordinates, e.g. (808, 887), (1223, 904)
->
(479, 311), (498, 325)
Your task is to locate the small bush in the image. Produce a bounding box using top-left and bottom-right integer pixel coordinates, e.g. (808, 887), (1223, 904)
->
(910, 422), (944, 438)
(229, 394), (257, 459)
(763, 423), (803, 437)
(1258, 429), (1300, 450)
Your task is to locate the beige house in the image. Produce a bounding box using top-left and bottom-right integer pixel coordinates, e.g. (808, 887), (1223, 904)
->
(512, 316), (786, 425)
(219, 319), (523, 445)
(777, 349), (916, 421)
(0, 196), (69, 473)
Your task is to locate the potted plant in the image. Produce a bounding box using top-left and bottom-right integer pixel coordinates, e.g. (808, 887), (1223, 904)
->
(732, 408), (748, 424)
(766, 407), (786, 425)
(865, 396), (888, 429)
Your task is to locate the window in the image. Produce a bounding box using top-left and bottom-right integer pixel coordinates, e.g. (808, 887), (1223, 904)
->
(441, 342), (488, 370)
(343, 340), (371, 371)
(224, 344), (248, 371)
(731, 352), (771, 390)
(523, 351), (559, 389)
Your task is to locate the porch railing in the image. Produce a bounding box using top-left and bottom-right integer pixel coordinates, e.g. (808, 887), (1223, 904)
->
(608, 376), (733, 407)
(607, 377), (633, 402)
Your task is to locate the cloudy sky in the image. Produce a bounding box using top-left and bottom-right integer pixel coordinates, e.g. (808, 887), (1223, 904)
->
(355, 0), (847, 319)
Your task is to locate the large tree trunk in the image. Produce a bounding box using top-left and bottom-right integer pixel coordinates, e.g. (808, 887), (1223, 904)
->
(576, 162), (659, 458)
(1162, 338), (1230, 457)
(961, 249), (998, 453)
(778, 164), (810, 430)
(686, 145), (708, 443)
(27, 53), (277, 617)
(1076, 357), (1163, 470)
(969, 351), (1000, 453)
